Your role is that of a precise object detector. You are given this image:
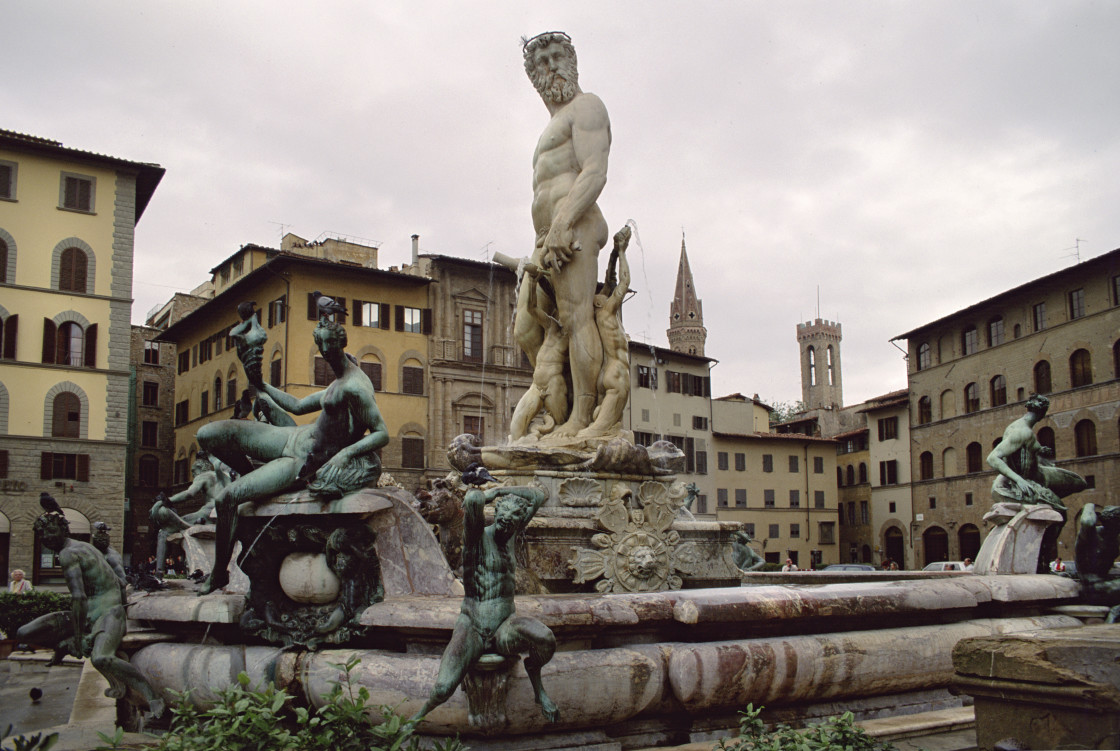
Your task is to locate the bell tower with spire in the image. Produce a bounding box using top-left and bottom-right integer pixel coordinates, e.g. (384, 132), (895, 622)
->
(667, 232), (707, 356)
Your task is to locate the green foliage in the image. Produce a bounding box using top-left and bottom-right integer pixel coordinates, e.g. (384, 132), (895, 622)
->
(716, 704), (895, 751)
(2, 724), (59, 751)
(766, 400), (807, 426)
(0, 591), (72, 640)
(114, 656), (465, 751)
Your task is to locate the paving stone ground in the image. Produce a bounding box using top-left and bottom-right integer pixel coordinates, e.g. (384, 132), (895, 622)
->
(0, 652), (82, 738)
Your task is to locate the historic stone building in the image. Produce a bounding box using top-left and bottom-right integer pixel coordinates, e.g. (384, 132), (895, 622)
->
(156, 234), (434, 491)
(667, 235), (707, 357)
(125, 325), (177, 565)
(407, 248), (532, 479)
(0, 129), (163, 583)
(834, 426), (871, 563)
(894, 248), (1120, 566)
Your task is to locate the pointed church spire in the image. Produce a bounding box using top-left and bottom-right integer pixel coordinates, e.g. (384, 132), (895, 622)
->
(667, 231), (707, 356)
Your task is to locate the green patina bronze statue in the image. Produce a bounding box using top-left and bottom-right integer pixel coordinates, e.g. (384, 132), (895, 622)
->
(731, 528), (766, 572)
(1075, 503), (1120, 622)
(18, 508), (164, 718)
(410, 482), (558, 726)
(197, 310), (389, 593)
(149, 452), (230, 574)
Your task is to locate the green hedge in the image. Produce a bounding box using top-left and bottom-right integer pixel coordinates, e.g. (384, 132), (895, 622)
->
(0, 590), (72, 640)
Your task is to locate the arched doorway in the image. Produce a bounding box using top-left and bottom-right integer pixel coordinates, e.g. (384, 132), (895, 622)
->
(861, 545), (872, 563)
(884, 525), (905, 569)
(923, 526), (949, 566)
(958, 523), (982, 562)
(35, 507), (90, 586)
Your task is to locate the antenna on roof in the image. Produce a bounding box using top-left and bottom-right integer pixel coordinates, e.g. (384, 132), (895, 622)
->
(1061, 238), (1084, 264)
(269, 221), (291, 243)
(816, 285), (820, 320)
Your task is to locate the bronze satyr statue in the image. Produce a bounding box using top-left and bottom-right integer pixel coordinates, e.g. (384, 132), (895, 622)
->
(410, 482), (558, 726)
(18, 509), (164, 717)
(196, 315), (388, 593)
(149, 452), (230, 574)
(731, 528), (766, 572)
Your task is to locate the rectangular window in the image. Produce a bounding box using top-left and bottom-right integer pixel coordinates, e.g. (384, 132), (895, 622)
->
(402, 366), (425, 395)
(847, 503), (856, 526)
(464, 415), (484, 442)
(989, 318), (1005, 346)
(929, 497), (937, 510)
(463, 310), (483, 362)
(717, 452), (729, 471)
(174, 399), (189, 426)
(355, 301), (389, 329)
(177, 351), (190, 374)
(142, 381), (159, 406)
(879, 460), (898, 486)
(789, 489), (800, 508)
(270, 358), (283, 387)
(768, 524), (780, 539)
(666, 371), (682, 393)
(813, 456), (824, 473)
(267, 296), (287, 327)
(889, 501), (896, 513)
(741, 523), (755, 538)
(1032, 302), (1047, 332)
(0, 160), (16, 200)
(0, 449), (8, 478)
(633, 431), (654, 447)
(692, 415), (708, 430)
(199, 391), (209, 417)
(814, 490), (825, 509)
(673, 413), (681, 427)
(764, 489), (775, 508)
(819, 522), (835, 545)
(717, 488), (728, 508)
(360, 361), (383, 391)
(695, 495), (707, 514)
(143, 340), (160, 364)
(640, 408), (650, 422)
(314, 357), (336, 387)
(860, 501), (869, 525)
(877, 417), (898, 441)
(1068, 288), (1085, 320)
(790, 524), (800, 539)
(788, 455), (799, 473)
(401, 437), (425, 468)
(763, 454), (773, 473)
(60, 172), (95, 212)
(735, 453), (745, 471)
(695, 451), (707, 474)
(173, 458), (189, 485)
(227, 377), (238, 408)
(141, 421), (158, 447)
(399, 306), (424, 333)
(1113, 275), (1120, 306)
(965, 492), (974, 507)
(962, 327), (979, 355)
(40, 452), (90, 482)
(637, 365), (657, 390)
(735, 489), (746, 508)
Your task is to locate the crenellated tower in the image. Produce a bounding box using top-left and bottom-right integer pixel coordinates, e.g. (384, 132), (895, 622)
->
(796, 318), (843, 410)
(667, 234), (707, 356)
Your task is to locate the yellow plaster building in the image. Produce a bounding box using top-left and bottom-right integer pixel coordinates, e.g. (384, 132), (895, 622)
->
(0, 129), (163, 582)
(156, 234), (435, 489)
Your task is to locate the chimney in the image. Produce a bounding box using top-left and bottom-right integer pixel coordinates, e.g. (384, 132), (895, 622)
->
(411, 234), (419, 266)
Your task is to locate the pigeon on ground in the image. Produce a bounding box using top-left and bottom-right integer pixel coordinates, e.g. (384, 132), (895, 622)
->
(311, 291), (347, 320)
(461, 463), (496, 487)
(29, 687), (42, 702)
(39, 492), (63, 515)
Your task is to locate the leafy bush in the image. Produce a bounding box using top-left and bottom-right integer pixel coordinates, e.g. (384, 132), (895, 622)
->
(0, 591), (71, 640)
(717, 704), (895, 751)
(106, 656), (464, 751)
(2, 723), (59, 751)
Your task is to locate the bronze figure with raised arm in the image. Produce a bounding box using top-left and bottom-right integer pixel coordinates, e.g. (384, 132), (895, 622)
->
(196, 315), (389, 593)
(514, 31), (612, 438)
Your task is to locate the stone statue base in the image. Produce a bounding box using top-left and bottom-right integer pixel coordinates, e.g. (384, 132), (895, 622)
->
(974, 502), (1064, 575)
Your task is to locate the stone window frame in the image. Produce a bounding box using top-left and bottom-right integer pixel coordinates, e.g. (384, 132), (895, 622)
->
(51, 237), (96, 294)
(0, 159), (17, 201)
(0, 227), (16, 284)
(42, 381), (89, 440)
(59, 171), (96, 214)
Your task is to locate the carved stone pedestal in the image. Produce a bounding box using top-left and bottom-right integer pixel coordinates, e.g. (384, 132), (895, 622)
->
(463, 653), (520, 731)
(952, 623), (1120, 750)
(973, 502), (1064, 575)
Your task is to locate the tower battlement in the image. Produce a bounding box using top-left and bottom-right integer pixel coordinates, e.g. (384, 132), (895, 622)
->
(796, 318), (842, 341)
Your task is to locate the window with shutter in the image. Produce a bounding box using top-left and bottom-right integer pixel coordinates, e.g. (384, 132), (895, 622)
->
(59, 248), (88, 293)
(52, 392), (81, 438)
(402, 365), (424, 395)
(360, 362), (382, 390)
(1, 314), (16, 359)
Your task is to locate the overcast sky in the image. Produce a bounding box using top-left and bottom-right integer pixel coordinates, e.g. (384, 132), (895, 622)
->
(7, 1), (1120, 408)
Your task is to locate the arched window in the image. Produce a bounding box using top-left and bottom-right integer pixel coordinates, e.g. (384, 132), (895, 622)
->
(858, 463), (867, 484)
(1070, 349), (1092, 388)
(966, 442), (984, 473)
(988, 316), (1004, 347)
(1034, 360), (1052, 394)
(846, 465), (855, 485)
(917, 342), (931, 371)
(807, 346), (816, 386)
(836, 467), (843, 487)
(226, 368), (238, 409)
(990, 375), (1007, 407)
(827, 346), (835, 386)
(213, 375), (223, 411)
(51, 392), (80, 437)
(923, 526), (949, 566)
(918, 396), (932, 424)
(1013, 323), (1021, 339)
(964, 383), (980, 413)
(1037, 426), (1056, 453)
(959, 524), (982, 562)
(58, 322), (84, 366)
(270, 351), (283, 387)
(0, 238), (7, 284)
(942, 447), (957, 476)
(58, 247), (88, 293)
(940, 389), (956, 419)
(1075, 420), (1098, 457)
(962, 325), (979, 355)
(138, 455), (160, 487)
(919, 451), (934, 480)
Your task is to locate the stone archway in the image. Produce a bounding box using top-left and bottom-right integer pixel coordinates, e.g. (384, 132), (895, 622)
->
(884, 525), (905, 569)
(958, 523), (982, 562)
(923, 526), (949, 566)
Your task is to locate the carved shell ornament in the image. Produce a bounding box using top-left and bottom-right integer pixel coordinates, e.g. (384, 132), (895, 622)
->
(556, 477), (603, 507)
(569, 480), (701, 593)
